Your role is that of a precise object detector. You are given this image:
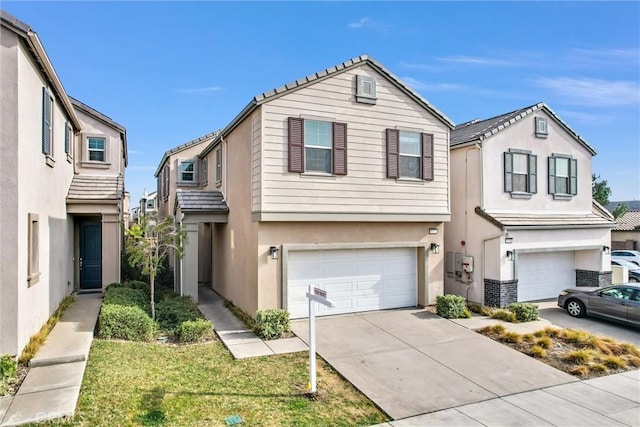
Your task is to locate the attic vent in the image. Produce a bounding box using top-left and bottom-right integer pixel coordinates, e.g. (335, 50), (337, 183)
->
(356, 75), (377, 105)
(535, 117), (548, 138)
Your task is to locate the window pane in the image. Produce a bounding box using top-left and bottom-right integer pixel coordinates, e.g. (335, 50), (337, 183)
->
(512, 153), (528, 174)
(89, 151), (105, 161)
(400, 156), (421, 178)
(305, 147), (331, 173)
(513, 174), (527, 192)
(88, 138), (105, 150)
(181, 162), (194, 172)
(399, 131), (421, 156)
(555, 158), (569, 177)
(556, 176), (568, 194)
(305, 121), (332, 148)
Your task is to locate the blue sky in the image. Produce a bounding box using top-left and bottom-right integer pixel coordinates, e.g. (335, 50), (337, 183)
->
(4, 1), (639, 203)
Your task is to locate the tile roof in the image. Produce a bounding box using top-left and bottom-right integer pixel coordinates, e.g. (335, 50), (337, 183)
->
(200, 54), (455, 158)
(67, 175), (124, 201)
(475, 206), (615, 230)
(613, 211), (640, 231)
(451, 102), (596, 155)
(154, 130), (220, 177)
(175, 190), (229, 213)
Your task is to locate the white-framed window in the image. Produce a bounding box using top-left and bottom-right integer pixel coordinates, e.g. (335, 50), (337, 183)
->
(535, 117), (548, 138)
(304, 120), (333, 174)
(28, 213), (40, 286)
(504, 149), (537, 197)
(87, 137), (106, 162)
(215, 148), (222, 184)
(42, 88), (54, 161)
(146, 199), (155, 209)
(399, 131), (422, 179)
(548, 155), (577, 197)
(177, 159), (197, 184)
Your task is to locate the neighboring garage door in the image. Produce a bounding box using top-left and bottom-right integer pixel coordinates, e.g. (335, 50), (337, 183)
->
(287, 247), (417, 319)
(517, 251), (575, 301)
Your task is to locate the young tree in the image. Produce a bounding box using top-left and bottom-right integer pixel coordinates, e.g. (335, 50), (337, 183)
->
(125, 214), (186, 319)
(592, 174), (628, 219)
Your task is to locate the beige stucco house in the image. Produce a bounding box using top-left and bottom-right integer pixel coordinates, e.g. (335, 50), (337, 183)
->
(444, 103), (615, 307)
(0, 11), (127, 356)
(610, 208), (640, 251)
(168, 55), (454, 319)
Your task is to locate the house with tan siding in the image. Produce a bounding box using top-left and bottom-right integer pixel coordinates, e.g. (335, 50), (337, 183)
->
(0, 10), (127, 356)
(444, 103), (614, 307)
(167, 55), (453, 319)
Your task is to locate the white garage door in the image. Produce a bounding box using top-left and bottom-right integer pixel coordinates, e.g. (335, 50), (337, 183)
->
(518, 251), (575, 301)
(287, 247), (417, 319)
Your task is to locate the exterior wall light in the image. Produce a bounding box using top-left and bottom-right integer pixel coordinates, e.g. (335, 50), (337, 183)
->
(602, 245), (610, 254)
(429, 227), (438, 235)
(430, 243), (440, 254)
(269, 246), (280, 260)
(505, 235), (514, 244)
(506, 250), (515, 261)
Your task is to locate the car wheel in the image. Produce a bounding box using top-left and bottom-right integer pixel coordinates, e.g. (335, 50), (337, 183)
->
(630, 277), (639, 283)
(566, 299), (586, 318)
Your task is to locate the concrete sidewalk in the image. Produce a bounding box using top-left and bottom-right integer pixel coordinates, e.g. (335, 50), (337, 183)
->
(198, 286), (307, 359)
(0, 292), (102, 427)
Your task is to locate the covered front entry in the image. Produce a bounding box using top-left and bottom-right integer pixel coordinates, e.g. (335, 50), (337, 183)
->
(79, 220), (102, 289)
(517, 251), (575, 301)
(286, 247), (417, 319)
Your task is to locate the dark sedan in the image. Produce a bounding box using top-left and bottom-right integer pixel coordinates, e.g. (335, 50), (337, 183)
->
(557, 284), (640, 326)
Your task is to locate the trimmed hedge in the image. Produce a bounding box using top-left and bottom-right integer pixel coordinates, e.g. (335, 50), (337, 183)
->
(103, 287), (150, 313)
(178, 319), (214, 343)
(255, 309), (290, 340)
(98, 305), (155, 341)
(436, 295), (470, 319)
(156, 296), (202, 334)
(508, 302), (539, 322)
(125, 280), (151, 296)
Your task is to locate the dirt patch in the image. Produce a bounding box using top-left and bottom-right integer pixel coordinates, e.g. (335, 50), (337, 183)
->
(478, 325), (640, 379)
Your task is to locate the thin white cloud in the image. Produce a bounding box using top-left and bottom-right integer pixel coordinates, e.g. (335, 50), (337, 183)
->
(533, 77), (639, 106)
(567, 47), (639, 68)
(128, 149), (142, 155)
(348, 17), (370, 29)
(402, 77), (465, 92)
(556, 109), (615, 125)
(175, 86), (222, 94)
(436, 55), (523, 67)
(347, 17), (390, 31)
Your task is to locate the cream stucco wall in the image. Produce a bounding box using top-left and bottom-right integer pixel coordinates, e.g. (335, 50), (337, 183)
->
(75, 108), (124, 177)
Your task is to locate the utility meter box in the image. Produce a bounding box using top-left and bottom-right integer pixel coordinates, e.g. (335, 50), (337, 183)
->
(462, 256), (474, 273)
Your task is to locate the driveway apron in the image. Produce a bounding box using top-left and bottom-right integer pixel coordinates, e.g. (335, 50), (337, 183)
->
(291, 308), (576, 420)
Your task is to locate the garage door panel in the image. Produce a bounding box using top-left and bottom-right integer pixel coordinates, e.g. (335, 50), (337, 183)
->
(518, 251), (575, 301)
(287, 247), (417, 318)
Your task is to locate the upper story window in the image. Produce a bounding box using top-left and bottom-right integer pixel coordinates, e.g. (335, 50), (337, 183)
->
(504, 149), (537, 198)
(386, 129), (434, 181)
(288, 117), (347, 175)
(64, 121), (73, 162)
(216, 148), (222, 185)
(42, 88), (54, 165)
(88, 137), (106, 162)
(146, 199), (155, 209)
(548, 154), (577, 198)
(177, 159), (197, 185)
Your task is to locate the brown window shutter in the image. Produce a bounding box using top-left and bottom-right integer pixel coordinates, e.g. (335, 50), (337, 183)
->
(422, 133), (434, 181)
(386, 129), (399, 178)
(288, 117), (304, 173)
(333, 122), (347, 175)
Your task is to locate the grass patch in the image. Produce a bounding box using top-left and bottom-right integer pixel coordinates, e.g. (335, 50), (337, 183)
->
(528, 345), (547, 358)
(56, 340), (387, 426)
(19, 295), (74, 363)
(564, 349), (592, 365)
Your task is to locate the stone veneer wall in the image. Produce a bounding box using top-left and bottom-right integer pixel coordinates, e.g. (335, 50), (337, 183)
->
(484, 279), (518, 307)
(575, 270), (612, 288)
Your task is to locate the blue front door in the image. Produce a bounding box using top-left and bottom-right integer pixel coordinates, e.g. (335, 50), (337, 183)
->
(80, 221), (102, 289)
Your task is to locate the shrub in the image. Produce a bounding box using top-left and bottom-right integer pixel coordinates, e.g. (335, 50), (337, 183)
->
(98, 305), (155, 341)
(0, 355), (17, 381)
(436, 295), (468, 319)
(178, 319), (214, 343)
(255, 309), (290, 340)
(564, 349), (592, 365)
(602, 356), (626, 369)
(570, 365), (590, 377)
(507, 302), (539, 322)
(528, 345), (547, 358)
(490, 309), (517, 323)
(536, 336), (553, 349)
(590, 363), (608, 373)
(501, 332), (522, 344)
(103, 287), (150, 313)
(125, 280), (151, 296)
(106, 282), (124, 290)
(155, 296), (202, 334)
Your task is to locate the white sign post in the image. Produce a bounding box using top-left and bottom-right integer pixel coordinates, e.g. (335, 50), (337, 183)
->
(305, 285), (334, 394)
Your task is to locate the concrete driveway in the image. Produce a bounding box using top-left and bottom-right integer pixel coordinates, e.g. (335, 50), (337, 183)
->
(291, 308), (576, 420)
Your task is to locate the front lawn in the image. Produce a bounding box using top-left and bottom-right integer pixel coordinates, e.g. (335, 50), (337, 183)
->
(57, 340), (387, 426)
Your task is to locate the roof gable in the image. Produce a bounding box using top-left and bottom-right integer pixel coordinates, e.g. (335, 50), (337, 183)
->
(154, 130), (220, 177)
(451, 102), (596, 156)
(200, 54), (454, 158)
